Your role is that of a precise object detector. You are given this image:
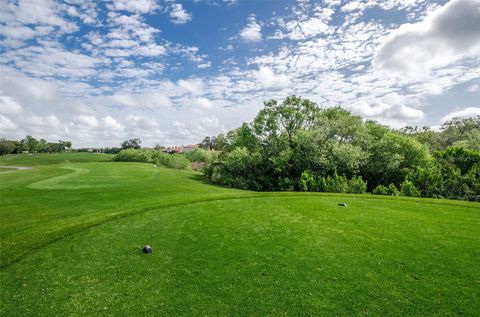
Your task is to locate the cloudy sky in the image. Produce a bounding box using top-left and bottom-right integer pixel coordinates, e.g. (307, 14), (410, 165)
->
(0, 0), (479, 147)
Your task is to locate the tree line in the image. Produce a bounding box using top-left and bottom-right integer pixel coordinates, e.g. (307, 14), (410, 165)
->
(0, 136), (72, 155)
(199, 96), (479, 201)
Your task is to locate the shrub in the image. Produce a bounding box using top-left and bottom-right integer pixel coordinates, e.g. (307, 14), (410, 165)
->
(373, 184), (389, 195)
(114, 149), (152, 163)
(184, 148), (216, 163)
(317, 173), (349, 193)
(407, 163), (443, 198)
(373, 184), (400, 196)
(400, 180), (420, 197)
(348, 176), (367, 194)
(279, 177), (295, 191)
(299, 170), (316, 191)
(388, 184), (400, 196)
(329, 173), (349, 193)
(154, 153), (191, 170)
(115, 149), (190, 170)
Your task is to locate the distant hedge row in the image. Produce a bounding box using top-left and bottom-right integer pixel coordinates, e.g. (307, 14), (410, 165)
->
(114, 149), (191, 170)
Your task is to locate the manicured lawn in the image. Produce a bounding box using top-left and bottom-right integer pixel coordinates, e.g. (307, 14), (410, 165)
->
(0, 152), (114, 166)
(0, 167), (16, 173)
(1, 153), (479, 316)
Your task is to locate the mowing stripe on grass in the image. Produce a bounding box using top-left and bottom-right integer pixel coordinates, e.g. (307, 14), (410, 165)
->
(27, 165), (90, 189)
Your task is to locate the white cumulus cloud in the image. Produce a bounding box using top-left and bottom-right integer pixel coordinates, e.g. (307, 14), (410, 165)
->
(109, 0), (158, 13)
(195, 97), (214, 109)
(348, 93), (424, 123)
(283, 17), (331, 40)
(0, 94), (22, 114)
(74, 115), (99, 128)
(177, 78), (204, 95)
(240, 15), (262, 42)
(103, 115), (124, 131)
(253, 67), (290, 90)
(0, 114), (18, 131)
(170, 3), (192, 25)
(374, 0), (480, 78)
(441, 106), (480, 123)
(111, 92), (172, 108)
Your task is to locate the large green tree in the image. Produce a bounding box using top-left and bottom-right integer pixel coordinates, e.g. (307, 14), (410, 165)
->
(121, 138), (142, 150)
(0, 139), (16, 155)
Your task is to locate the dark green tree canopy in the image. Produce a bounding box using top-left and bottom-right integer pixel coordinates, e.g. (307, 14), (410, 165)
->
(121, 138), (142, 150)
(200, 96), (479, 200)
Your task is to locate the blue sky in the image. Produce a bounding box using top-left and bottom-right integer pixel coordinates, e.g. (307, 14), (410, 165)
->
(0, 0), (479, 147)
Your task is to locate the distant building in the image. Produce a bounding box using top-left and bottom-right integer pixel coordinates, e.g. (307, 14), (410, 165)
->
(183, 144), (199, 152)
(163, 144), (199, 154)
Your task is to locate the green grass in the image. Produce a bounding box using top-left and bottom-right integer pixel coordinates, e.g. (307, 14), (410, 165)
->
(1, 153), (479, 316)
(0, 152), (114, 166)
(0, 167), (17, 173)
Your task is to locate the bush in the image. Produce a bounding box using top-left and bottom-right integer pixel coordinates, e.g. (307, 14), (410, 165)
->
(279, 177), (295, 191)
(388, 184), (400, 196)
(407, 163), (443, 198)
(348, 176), (367, 194)
(317, 173), (349, 193)
(114, 149), (152, 163)
(373, 183), (400, 196)
(400, 180), (420, 197)
(299, 170), (316, 191)
(115, 149), (190, 170)
(373, 184), (389, 195)
(184, 148), (216, 163)
(209, 147), (262, 189)
(153, 153), (191, 170)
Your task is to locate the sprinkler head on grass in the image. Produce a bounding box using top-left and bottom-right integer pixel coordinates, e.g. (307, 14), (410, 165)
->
(143, 245), (153, 254)
(338, 203), (348, 207)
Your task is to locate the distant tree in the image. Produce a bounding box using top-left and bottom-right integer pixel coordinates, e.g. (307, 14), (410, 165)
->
(214, 133), (229, 151)
(401, 126), (443, 152)
(407, 162), (443, 198)
(362, 131), (430, 189)
(59, 140), (72, 150)
(121, 138), (142, 149)
(232, 123), (259, 151)
(22, 135), (39, 153)
(330, 142), (369, 177)
(315, 107), (366, 144)
(253, 95), (319, 147)
(102, 147), (122, 154)
(440, 116), (480, 147)
(200, 136), (212, 149)
(452, 129), (480, 151)
(435, 146), (480, 174)
(38, 139), (48, 152)
(0, 138), (16, 155)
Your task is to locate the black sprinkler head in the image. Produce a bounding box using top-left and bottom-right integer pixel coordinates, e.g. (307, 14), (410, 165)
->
(143, 245), (153, 254)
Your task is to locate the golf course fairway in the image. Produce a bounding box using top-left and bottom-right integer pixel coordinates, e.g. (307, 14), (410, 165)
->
(1, 153), (479, 316)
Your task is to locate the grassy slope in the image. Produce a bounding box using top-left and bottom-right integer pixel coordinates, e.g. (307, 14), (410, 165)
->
(1, 153), (479, 316)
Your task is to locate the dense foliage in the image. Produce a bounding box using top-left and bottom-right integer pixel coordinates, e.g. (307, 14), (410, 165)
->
(202, 96), (480, 200)
(114, 149), (191, 170)
(0, 136), (72, 155)
(121, 138), (142, 150)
